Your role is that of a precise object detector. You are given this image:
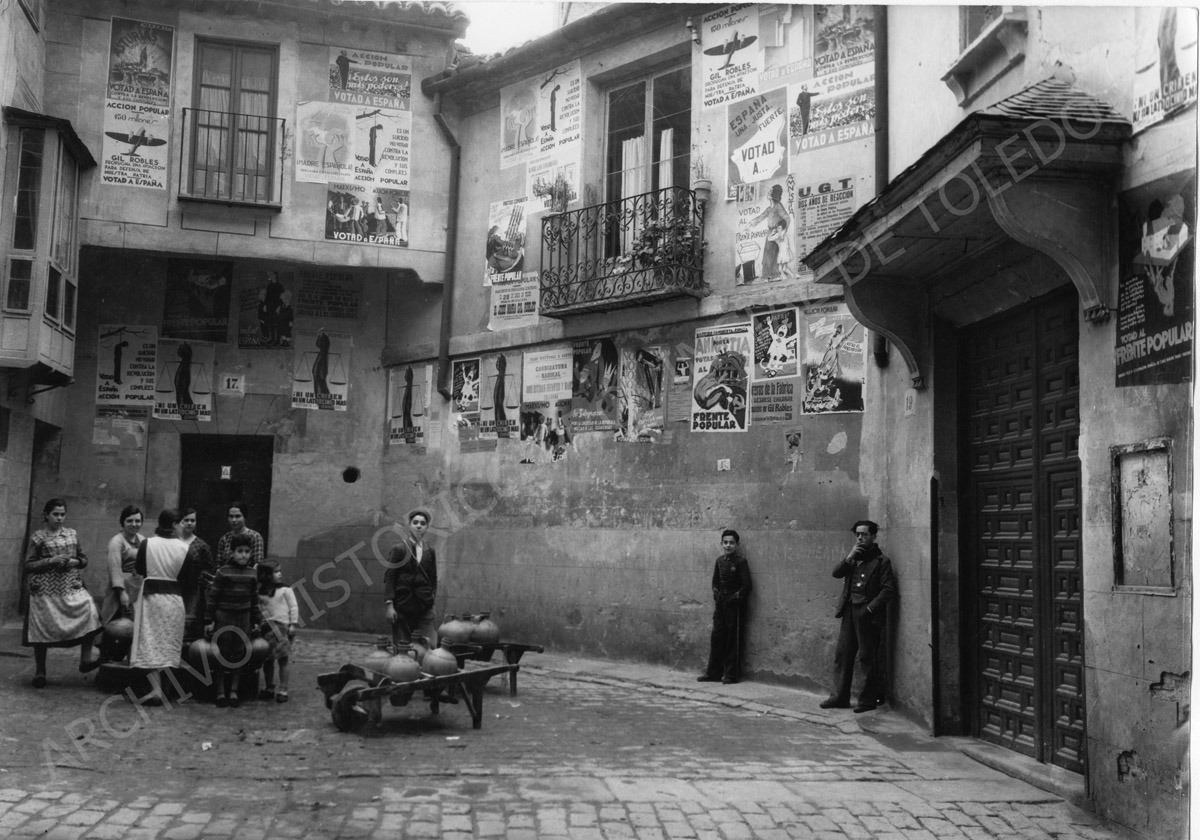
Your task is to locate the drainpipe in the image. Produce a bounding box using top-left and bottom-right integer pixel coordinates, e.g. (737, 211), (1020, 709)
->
(431, 92), (460, 400)
(930, 475), (941, 736)
(869, 6), (891, 369)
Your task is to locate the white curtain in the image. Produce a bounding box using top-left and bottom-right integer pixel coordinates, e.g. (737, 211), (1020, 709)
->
(620, 135), (648, 253)
(657, 128), (674, 192)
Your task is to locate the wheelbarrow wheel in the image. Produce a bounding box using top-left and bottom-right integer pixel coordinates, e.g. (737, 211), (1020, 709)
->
(331, 680), (370, 733)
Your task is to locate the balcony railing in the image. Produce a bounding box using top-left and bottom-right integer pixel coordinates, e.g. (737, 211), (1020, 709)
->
(540, 186), (706, 317)
(179, 108), (284, 209)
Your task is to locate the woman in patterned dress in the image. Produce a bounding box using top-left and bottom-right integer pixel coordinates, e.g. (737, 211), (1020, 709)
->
(129, 508), (196, 705)
(100, 506), (145, 625)
(179, 507), (216, 645)
(23, 498), (103, 688)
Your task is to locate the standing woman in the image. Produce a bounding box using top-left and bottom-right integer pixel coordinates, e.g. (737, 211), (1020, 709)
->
(24, 498), (103, 687)
(99, 506), (146, 660)
(129, 508), (195, 705)
(179, 508), (216, 645)
(216, 501), (265, 568)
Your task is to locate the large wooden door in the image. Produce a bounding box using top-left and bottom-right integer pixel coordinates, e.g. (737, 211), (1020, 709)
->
(963, 290), (1085, 773)
(179, 435), (273, 554)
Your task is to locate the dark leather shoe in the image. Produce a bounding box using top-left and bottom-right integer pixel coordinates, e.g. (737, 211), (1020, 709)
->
(819, 697), (849, 709)
(853, 703), (878, 713)
(696, 675), (719, 682)
(721, 677), (739, 684)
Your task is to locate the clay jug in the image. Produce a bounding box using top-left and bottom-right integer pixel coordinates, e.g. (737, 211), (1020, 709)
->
(105, 615), (135, 643)
(422, 639), (459, 677)
(187, 637), (215, 672)
(469, 613), (501, 645)
(409, 635), (431, 666)
(363, 637), (392, 674)
(382, 645), (421, 683)
(438, 614), (473, 644)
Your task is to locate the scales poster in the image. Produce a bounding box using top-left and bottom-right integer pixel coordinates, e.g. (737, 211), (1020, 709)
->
(292, 329), (351, 411)
(691, 323), (752, 432)
(101, 17), (173, 190)
(96, 324), (157, 406)
(480, 352), (523, 440)
(1132, 7), (1198, 134)
(153, 339), (214, 422)
(389, 363), (431, 446)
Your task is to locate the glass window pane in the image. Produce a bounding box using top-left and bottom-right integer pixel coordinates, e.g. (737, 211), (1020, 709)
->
(45, 265), (60, 321)
(63, 279), (76, 329)
(7, 259), (32, 310)
(53, 149), (79, 271)
(13, 128), (44, 251)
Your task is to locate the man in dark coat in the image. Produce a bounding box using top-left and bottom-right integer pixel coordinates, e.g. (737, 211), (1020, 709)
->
(383, 508), (438, 648)
(821, 519), (897, 712)
(697, 529), (752, 684)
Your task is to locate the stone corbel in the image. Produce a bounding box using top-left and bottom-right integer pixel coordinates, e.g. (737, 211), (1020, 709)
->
(844, 277), (929, 390)
(986, 177), (1113, 323)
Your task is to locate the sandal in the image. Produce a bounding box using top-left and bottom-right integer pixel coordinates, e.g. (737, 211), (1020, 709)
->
(229, 692), (241, 708)
(215, 696), (229, 708)
(259, 688), (277, 701)
(275, 691), (288, 703)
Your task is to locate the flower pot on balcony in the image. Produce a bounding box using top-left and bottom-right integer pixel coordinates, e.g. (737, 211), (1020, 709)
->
(691, 178), (712, 206)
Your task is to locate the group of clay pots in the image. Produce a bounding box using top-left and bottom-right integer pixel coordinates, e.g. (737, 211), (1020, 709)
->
(362, 635), (460, 684)
(185, 635), (271, 672)
(437, 612), (500, 646)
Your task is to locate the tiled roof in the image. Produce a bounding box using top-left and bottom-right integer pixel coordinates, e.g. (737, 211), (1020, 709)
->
(979, 77), (1127, 124)
(331, 0), (468, 20)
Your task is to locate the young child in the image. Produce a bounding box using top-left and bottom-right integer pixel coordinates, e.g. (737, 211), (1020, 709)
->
(205, 533), (262, 707)
(257, 560), (298, 703)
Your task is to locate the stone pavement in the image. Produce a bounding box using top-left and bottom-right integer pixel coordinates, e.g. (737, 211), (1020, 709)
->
(0, 627), (1139, 839)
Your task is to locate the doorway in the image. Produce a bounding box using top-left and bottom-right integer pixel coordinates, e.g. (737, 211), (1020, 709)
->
(179, 435), (274, 553)
(960, 289), (1085, 773)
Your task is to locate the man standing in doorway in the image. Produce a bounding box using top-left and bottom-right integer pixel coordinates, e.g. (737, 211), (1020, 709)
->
(821, 519), (896, 712)
(697, 529), (752, 684)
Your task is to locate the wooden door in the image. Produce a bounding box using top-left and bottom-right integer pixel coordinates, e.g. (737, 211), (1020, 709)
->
(963, 290), (1085, 772)
(179, 435), (273, 555)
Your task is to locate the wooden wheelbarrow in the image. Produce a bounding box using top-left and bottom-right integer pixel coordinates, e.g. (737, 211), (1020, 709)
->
(317, 662), (518, 733)
(443, 641), (544, 696)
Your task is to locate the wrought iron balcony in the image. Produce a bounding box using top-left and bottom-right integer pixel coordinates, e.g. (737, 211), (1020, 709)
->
(540, 186), (706, 317)
(179, 108), (284, 209)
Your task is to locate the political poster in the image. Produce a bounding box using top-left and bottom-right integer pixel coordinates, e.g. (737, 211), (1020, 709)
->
(758, 4), (815, 89)
(154, 338), (214, 421)
(813, 5), (876, 77)
(752, 308), (800, 380)
(619, 343), (667, 442)
(101, 18), (173, 190)
(734, 176), (797, 284)
(700, 4), (762, 109)
(96, 325), (157, 406)
(162, 259), (232, 342)
(480, 351), (523, 440)
(296, 270), (361, 320)
(296, 101), (356, 183)
(291, 329), (351, 411)
(1132, 7), (1198, 134)
(727, 88), (789, 193)
(520, 346), (573, 460)
(389, 363), (431, 447)
(750, 378), (799, 424)
(570, 338), (620, 434)
(801, 303), (865, 413)
(691, 323), (752, 432)
(1115, 172), (1195, 386)
(451, 357), (481, 443)
(486, 198), (529, 282)
(488, 271), (540, 331)
(325, 182), (409, 246)
(789, 64), (875, 155)
(237, 269), (294, 349)
(500, 60), (582, 169)
(795, 176), (856, 275)
(527, 154), (580, 212)
(93, 407), (149, 450)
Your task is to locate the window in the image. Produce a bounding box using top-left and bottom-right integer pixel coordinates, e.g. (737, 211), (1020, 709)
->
(14, 128), (43, 252)
(45, 266), (60, 323)
(6, 259), (32, 311)
(961, 6), (1001, 49)
(605, 65), (691, 204)
(187, 39), (279, 204)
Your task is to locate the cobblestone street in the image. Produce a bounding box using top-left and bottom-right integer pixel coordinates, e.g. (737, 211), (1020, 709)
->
(0, 630), (1135, 839)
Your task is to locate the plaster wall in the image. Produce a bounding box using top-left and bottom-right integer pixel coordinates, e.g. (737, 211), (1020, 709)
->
(43, 0), (453, 279)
